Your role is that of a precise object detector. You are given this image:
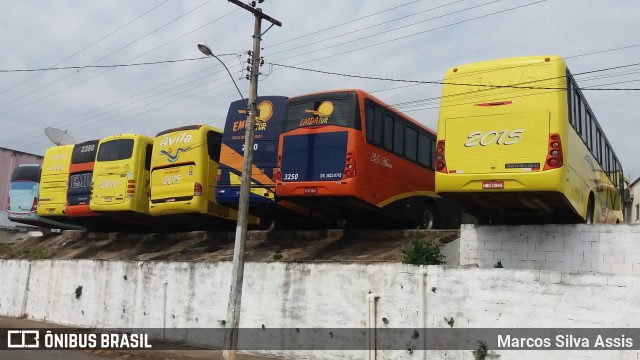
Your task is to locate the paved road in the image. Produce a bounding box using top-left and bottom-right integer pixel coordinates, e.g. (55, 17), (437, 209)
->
(0, 317), (277, 360)
(0, 350), (115, 360)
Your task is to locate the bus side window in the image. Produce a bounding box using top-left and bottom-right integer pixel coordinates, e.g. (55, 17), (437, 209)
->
(417, 133), (432, 169)
(383, 114), (394, 151)
(207, 131), (223, 162)
(365, 104), (374, 142)
(574, 91), (581, 135)
(567, 77), (576, 129)
(145, 144), (152, 171)
(393, 119), (404, 156)
(405, 127), (417, 162)
(373, 108), (383, 146)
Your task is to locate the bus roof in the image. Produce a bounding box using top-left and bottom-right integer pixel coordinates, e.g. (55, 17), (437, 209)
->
(445, 55), (565, 75)
(223, 96), (288, 140)
(99, 133), (153, 142)
(288, 89), (435, 135)
(155, 124), (222, 137)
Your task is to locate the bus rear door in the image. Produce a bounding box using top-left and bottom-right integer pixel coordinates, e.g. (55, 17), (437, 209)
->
(38, 145), (74, 217)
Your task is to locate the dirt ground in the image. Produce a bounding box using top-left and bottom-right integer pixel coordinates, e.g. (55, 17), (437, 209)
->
(1, 228), (459, 262)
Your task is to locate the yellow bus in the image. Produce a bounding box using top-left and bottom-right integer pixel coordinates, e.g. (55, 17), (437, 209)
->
(37, 145), (74, 218)
(435, 55), (624, 224)
(149, 124), (258, 226)
(90, 134), (153, 221)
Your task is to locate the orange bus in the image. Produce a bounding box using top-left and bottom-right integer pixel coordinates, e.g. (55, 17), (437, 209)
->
(276, 89), (461, 229)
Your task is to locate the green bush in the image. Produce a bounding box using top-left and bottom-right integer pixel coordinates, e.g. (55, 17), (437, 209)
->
(401, 232), (445, 265)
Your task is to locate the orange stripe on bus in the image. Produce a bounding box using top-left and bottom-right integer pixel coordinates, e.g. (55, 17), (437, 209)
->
(220, 143), (275, 188)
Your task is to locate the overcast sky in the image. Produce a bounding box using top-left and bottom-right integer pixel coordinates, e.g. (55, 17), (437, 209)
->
(1, 0), (639, 181)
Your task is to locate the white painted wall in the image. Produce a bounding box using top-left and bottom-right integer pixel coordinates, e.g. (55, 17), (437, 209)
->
(2, 259), (640, 359)
(458, 224), (640, 274)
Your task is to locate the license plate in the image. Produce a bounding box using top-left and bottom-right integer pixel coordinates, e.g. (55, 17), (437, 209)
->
(482, 181), (504, 189)
(104, 197), (112, 202)
(47, 209), (54, 214)
(304, 187), (317, 194)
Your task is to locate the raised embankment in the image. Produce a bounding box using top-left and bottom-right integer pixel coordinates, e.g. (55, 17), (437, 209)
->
(1, 224), (639, 359)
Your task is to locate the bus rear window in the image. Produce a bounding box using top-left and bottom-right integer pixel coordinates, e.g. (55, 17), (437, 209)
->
(97, 139), (134, 161)
(284, 92), (359, 132)
(11, 166), (41, 182)
(71, 140), (99, 164)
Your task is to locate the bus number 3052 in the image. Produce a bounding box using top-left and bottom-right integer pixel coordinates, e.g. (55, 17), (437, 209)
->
(465, 129), (524, 147)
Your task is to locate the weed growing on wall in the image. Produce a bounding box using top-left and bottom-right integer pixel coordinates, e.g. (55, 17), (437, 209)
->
(0, 242), (57, 259)
(401, 231), (445, 265)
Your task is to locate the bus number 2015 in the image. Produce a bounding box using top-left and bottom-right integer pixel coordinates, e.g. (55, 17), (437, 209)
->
(465, 129), (524, 147)
(283, 173), (298, 181)
(163, 175), (181, 185)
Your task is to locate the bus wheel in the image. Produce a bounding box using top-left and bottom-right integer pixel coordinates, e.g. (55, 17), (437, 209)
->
(586, 196), (595, 224)
(262, 219), (277, 232)
(420, 204), (436, 229)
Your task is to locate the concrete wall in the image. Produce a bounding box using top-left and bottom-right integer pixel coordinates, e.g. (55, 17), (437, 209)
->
(459, 224), (640, 274)
(2, 259), (640, 359)
(0, 147), (43, 213)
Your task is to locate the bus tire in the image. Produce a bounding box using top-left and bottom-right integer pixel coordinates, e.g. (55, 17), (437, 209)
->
(586, 195), (595, 224)
(261, 219), (277, 232)
(420, 204), (436, 230)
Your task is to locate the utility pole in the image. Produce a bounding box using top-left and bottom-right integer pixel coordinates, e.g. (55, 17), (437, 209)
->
(224, 1), (281, 359)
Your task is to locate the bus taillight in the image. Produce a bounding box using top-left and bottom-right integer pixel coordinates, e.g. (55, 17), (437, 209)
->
(31, 198), (38, 211)
(194, 182), (202, 196)
(344, 151), (356, 179)
(544, 133), (564, 170)
(436, 140), (448, 173)
(127, 180), (136, 195)
(275, 155), (282, 181)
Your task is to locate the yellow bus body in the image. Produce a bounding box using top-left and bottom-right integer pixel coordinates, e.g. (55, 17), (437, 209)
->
(37, 145), (74, 217)
(435, 55), (623, 224)
(149, 125), (258, 225)
(90, 134), (153, 216)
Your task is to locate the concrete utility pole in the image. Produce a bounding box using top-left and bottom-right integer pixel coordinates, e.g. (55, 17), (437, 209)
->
(224, 1), (281, 359)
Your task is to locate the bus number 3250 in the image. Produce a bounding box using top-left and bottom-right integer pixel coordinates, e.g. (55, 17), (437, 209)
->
(465, 129), (524, 147)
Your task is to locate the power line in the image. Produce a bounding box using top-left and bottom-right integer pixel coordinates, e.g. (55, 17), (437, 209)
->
(270, 62), (640, 91)
(266, 0), (423, 48)
(2, 0), (636, 153)
(0, 0), (170, 97)
(0, 0), (218, 112)
(0, 57), (209, 73)
(270, 0), (548, 65)
(266, 0), (468, 58)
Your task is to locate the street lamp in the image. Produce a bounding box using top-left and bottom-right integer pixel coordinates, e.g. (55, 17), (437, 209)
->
(197, 43), (245, 100)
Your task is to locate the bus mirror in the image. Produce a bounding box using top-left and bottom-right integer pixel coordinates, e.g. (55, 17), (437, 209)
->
(624, 188), (633, 203)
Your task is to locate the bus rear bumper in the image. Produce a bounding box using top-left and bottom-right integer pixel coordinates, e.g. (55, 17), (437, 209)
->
(66, 204), (101, 217)
(435, 169), (578, 223)
(436, 169), (564, 193)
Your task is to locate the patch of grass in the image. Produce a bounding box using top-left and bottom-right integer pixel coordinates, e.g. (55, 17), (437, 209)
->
(0, 242), (57, 260)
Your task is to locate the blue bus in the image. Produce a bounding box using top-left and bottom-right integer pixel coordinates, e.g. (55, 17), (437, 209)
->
(217, 96), (318, 228)
(8, 164), (83, 230)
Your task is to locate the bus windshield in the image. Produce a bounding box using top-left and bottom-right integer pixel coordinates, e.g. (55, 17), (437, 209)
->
(11, 166), (41, 182)
(97, 139), (134, 161)
(72, 140), (99, 164)
(284, 91), (359, 132)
